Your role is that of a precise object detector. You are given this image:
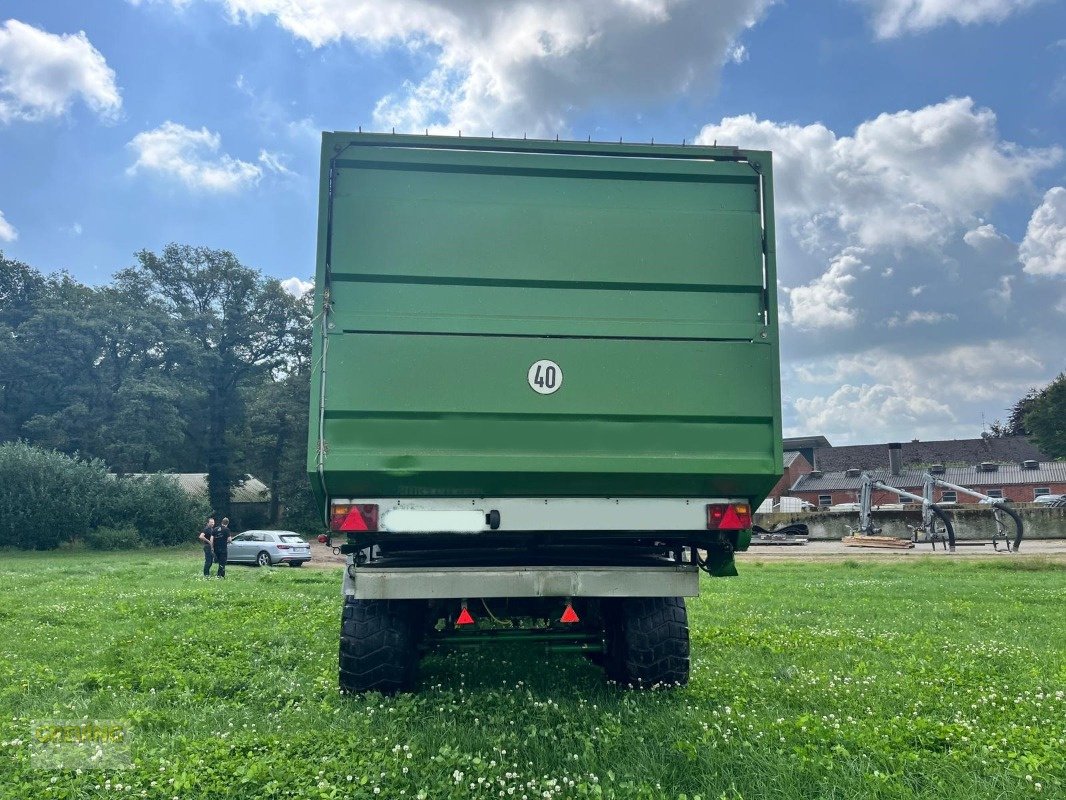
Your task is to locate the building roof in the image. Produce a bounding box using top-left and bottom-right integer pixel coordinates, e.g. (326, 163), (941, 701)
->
(127, 473), (270, 503)
(791, 461), (1066, 493)
(812, 436), (1047, 472)
(783, 450), (803, 468)
(783, 436), (832, 451)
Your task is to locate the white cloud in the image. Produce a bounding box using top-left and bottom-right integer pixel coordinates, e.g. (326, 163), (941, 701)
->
(0, 19), (121, 123)
(963, 222), (1016, 257)
(784, 248), (865, 330)
(697, 98), (1059, 254)
(126, 122), (262, 192)
(257, 149), (294, 176)
(726, 43), (748, 63)
(696, 97), (1060, 360)
(792, 383), (958, 442)
(1019, 186), (1066, 277)
(856, 0), (1040, 39)
(797, 341), (1049, 403)
(286, 116), (320, 144)
(0, 210), (16, 242)
(988, 274), (1014, 304)
(280, 277), (312, 297)
(152, 0), (773, 136)
(786, 339), (1059, 441)
(885, 309), (956, 327)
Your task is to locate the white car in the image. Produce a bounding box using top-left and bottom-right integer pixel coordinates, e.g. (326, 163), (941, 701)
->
(1034, 494), (1065, 507)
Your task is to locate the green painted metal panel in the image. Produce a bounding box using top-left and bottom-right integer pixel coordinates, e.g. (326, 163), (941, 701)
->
(308, 133), (782, 507)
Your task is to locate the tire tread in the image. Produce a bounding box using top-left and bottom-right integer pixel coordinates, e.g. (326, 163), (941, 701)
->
(338, 598), (419, 694)
(606, 596), (689, 688)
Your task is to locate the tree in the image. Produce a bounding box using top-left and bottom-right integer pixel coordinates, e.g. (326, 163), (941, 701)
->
(0, 251), (44, 327)
(0, 253), (46, 441)
(237, 285), (313, 526)
(117, 245), (305, 517)
(1024, 373), (1066, 460)
(987, 387), (1040, 438)
(5, 275), (188, 471)
(240, 371), (308, 525)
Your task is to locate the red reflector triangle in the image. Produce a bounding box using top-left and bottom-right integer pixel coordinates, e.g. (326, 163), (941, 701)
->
(456, 607), (475, 626)
(560, 604), (579, 624)
(340, 508), (368, 531)
(720, 505), (744, 530)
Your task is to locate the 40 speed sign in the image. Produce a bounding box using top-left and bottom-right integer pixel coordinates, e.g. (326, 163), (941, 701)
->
(527, 360), (563, 395)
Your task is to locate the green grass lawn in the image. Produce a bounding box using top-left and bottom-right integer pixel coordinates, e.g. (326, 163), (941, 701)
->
(0, 550), (1063, 799)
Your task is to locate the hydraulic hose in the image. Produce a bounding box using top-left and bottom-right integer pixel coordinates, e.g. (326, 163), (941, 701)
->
(994, 504), (1024, 552)
(929, 504), (956, 552)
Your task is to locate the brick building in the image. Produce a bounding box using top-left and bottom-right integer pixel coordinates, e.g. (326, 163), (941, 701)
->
(790, 456), (1066, 508)
(758, 450), (814, 511)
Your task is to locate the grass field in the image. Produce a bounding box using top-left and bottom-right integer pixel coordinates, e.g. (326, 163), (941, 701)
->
(0, 550), (1063, 799)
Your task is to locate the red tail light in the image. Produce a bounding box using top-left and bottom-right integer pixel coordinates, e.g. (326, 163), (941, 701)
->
(706, 503), (752, 531)
(330, 503), (379, 532)
(276, 544), (290, 550)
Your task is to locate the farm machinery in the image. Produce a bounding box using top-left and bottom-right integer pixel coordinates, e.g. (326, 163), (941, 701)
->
(846, 472), (1024, 552)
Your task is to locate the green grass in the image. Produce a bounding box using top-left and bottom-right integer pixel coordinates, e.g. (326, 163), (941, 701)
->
(0, 551), (1063, 799)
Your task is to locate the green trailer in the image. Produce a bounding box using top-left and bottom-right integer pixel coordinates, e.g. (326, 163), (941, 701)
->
(308, 132), (782, 692)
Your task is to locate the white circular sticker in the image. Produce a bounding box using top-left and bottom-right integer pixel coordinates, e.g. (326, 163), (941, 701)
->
(527, 360), (563, 394)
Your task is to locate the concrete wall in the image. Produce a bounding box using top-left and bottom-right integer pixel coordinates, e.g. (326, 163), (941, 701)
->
(755, 505), (1066, 541)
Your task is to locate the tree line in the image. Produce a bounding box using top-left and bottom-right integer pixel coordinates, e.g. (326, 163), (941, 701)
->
(986, 374), (1066, 459)
(0, 244), (319, 533)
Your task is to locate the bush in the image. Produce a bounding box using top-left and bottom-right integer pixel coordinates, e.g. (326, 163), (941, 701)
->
(84, 525), (140, 550)
(0, 442), (109, 549)
(0, 443), (209, 550)
(98, 474), (208, 546)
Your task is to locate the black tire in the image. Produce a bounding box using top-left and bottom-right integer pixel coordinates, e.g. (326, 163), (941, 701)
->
(290, 561), (304, 568)
(256, 550), (272, 567)
(339, 598), (419, 694)
(603, 597), (689, 688)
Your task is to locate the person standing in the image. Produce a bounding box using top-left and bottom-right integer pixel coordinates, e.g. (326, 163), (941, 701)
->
(211, 517), (233, 578)
(198, 517), (215, 578)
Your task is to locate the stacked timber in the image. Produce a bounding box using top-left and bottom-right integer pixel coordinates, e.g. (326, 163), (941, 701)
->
(841, 535), (914, 549)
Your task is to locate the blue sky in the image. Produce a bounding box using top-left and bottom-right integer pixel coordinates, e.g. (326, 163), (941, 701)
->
(1, 0), (1064, 444)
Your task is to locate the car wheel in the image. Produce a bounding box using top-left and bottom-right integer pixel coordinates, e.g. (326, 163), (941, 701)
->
(290, 561), (304, 567)
(256, 550), (272, 567)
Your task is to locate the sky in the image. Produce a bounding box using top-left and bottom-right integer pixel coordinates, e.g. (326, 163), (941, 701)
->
(1, 0), (1064, 445)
